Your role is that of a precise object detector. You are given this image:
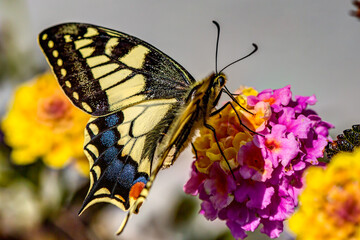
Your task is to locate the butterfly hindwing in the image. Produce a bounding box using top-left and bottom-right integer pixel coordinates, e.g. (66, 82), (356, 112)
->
(38, 23), (195, 116)
(80, 98), (180, 213)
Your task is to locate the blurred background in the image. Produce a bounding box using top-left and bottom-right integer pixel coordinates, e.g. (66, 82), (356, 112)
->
(0, 1), (359, 239)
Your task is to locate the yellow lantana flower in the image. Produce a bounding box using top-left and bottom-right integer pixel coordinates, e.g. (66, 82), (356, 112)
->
(1, 72), (89, 173)
(289, 147), (360, 240)
(193, 87), (266, 173)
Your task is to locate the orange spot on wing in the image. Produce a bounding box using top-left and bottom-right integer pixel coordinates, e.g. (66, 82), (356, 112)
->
(115, 194), (126, 202)
(129, 182), (145, 200)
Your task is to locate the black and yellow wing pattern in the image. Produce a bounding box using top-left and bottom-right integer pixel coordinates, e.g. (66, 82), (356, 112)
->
(38, 23), (227, 234)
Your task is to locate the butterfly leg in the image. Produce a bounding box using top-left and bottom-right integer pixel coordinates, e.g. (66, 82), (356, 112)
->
(211, 101), (264, 137)
(213, 87), (253, 115)
(212, 88), (225, 107)
(226, 101), (264, 137)
(191, 142), (198, 160)
(203, 121), (236, 180)
(223, 86), (254, 115)
(210, 101), (231, 117)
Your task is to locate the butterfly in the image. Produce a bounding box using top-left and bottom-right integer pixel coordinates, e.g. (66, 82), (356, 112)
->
(38, 22), (257, 234)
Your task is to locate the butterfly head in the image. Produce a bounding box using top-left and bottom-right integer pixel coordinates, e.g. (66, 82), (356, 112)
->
(186, 72), (226, 108)
(210, 72), (227, 102)
(213, 73), (227, 89)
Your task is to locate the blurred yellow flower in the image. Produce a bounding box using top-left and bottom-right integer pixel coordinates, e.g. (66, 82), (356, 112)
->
(1, 72), (89, 173)
(289, 147), (360, 240)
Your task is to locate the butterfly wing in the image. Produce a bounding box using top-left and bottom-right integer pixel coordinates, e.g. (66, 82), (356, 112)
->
(38, 23), (195, 116)
(80, 98), (179, 214)
(38, 23), (199, 231)
(80, 96), (201, 235)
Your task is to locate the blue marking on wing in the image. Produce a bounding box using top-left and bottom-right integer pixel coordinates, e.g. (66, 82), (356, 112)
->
(105, 114), (119, 127)
(132, 176), (148, 184)
(100, 130), (116, 147)
(103, 146), (118, 164)
(117, 164), (135, 189)
(104, 159), (124, 181)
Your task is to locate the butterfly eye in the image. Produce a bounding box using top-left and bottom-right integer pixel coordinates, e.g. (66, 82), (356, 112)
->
(218, 76), (225, 86)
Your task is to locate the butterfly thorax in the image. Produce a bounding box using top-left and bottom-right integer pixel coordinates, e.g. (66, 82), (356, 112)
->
(156, 72), (227, 168)
(189, 72), (227, 117)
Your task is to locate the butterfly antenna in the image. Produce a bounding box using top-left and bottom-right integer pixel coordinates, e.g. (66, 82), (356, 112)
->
(219, 43), (258, 74)
(213, 20), (221, 75)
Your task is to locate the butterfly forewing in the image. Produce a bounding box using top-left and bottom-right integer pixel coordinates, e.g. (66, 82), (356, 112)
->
(38, 23), (195, 116)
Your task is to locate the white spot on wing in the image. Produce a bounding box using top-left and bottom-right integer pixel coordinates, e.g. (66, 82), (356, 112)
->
(64, 35), (72, 43)
(84, 27), (99, 37)
(86, 55), (110, 68)
(86, 144), (99, 158)
(65, 81), (71, 88)
(129, 137), (145, 162)
(94, 188), (111, 196)
(92, 63), (119, 79)
(82, 102), (92, 112)
(132, 103), (172, 136)
(48, 40), (54, 48)
(99, 69), (132, 89)
(105, 38), (119, 56)
(88, 123), (99, 135)
(119, 45), (150, 69)
(93, 165), (101, 179)
(74, 39), (93, 49)
(52, 50), (58, 57)
(79, 47), (95, 58)
(73, 92), (79, 100)
(109, 95), (145, 112)
(106, 74), (145, 107)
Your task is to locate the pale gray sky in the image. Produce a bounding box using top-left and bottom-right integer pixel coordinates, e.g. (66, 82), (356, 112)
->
(26, 0), (360, 131)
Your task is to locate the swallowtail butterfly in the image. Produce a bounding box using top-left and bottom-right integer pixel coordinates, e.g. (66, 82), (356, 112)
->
(38, 22), (257, 234)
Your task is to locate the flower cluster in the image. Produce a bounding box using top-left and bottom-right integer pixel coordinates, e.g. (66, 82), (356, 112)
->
(289, 147), (360, 239)
(184, 85), (333, 239)
(1, 72), (89, 174)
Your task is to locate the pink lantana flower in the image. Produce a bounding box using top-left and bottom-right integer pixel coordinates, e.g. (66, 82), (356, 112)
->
(255, 124), (299, 168)
(184, 86), (333, 239)
(237, 141), (273, 181)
